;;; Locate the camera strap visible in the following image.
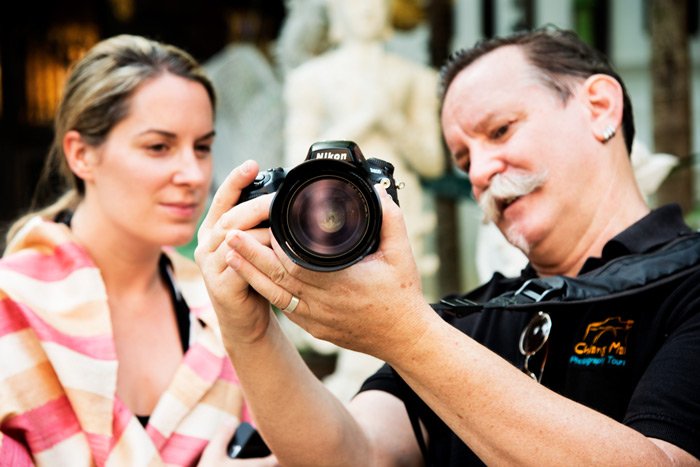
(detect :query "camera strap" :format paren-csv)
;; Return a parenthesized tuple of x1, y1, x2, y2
(433, 231, 700, 317)
(390, 367, 431, 465)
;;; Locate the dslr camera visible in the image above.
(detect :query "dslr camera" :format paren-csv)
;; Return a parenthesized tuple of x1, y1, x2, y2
(238, 140, 399, 271)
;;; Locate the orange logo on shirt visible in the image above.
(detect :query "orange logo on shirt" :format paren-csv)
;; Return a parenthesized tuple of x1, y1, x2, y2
(570, 316, 634, 367)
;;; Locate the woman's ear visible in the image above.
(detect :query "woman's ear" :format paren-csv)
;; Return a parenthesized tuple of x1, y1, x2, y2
(582, 74, 624, 143)
(63, 130, 96, 182)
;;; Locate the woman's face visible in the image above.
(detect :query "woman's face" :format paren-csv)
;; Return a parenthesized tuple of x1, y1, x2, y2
(84, 72, 214, 248)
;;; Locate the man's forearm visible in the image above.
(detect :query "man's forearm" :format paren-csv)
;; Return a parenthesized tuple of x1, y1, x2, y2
(388, 311, 675, 466)
(223, 310, 372, 466)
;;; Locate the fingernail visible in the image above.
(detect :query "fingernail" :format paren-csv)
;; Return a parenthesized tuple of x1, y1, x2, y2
(226, 230, 240, 247)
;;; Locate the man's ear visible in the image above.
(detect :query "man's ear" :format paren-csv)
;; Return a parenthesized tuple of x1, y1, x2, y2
(63, 130, 96, 182)
(582, 74, 624, 142)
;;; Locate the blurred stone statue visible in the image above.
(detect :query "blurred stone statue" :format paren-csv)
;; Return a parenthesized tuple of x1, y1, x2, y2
(282, 0, 445, 278)
(276, 0, 445, 402)
(204, 44, 285, 189)
(275, 0, 332, 78)
(475, 139, 679, 282)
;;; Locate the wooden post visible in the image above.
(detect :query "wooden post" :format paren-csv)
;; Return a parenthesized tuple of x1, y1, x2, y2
(650, 0, 693, 213)
(427, 0, 463, 296)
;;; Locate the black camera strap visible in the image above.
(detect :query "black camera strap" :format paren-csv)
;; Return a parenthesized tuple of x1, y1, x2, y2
(390, 367, 431, 464)
(433, 231, 700, 317)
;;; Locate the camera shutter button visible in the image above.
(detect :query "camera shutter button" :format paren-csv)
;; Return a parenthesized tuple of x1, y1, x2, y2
(252, 172, 269, 187)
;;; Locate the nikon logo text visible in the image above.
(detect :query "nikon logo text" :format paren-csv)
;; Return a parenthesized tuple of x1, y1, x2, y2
(315, 152, 348, 160)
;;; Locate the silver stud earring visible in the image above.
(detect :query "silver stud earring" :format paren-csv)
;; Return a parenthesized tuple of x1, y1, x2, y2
(602, 125, 616, 143)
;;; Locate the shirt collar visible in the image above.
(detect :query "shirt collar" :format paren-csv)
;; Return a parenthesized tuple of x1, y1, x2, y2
(580, 204, 693, 273)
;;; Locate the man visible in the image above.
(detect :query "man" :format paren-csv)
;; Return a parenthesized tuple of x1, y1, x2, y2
(196, 28, 700, 465)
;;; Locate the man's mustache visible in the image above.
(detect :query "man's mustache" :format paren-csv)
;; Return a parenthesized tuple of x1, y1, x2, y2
(478, 169, 548, 223)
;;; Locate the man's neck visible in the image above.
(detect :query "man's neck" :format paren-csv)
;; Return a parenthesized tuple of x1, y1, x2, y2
(531, 198, 650, 277)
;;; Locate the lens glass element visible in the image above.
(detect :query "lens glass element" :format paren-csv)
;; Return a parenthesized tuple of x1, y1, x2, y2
(287, 177, 370, 258)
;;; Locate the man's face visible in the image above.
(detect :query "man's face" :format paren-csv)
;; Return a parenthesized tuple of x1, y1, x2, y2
(441, 46, 600, 257)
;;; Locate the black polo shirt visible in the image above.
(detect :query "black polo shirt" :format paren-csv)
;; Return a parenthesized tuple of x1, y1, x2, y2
(360, 204, 700, 465)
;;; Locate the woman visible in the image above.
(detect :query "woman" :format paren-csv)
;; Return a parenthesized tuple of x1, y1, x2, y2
(0, 35, 249, 466)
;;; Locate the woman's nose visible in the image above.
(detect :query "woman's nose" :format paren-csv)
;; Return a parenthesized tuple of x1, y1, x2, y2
(172, 150, 209, 186)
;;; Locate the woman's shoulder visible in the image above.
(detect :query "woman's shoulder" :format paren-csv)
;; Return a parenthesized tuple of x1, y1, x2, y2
(1, 218, 94, 281)
(162, 248, 202, 282)
(0, 219, 108, 335)
(162, 248, 212, 311)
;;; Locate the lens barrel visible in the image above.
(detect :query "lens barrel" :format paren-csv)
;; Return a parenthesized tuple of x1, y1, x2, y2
(270, 159, 383, 271)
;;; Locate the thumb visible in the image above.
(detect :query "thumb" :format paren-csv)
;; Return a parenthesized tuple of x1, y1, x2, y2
(376, 183, 411, 252)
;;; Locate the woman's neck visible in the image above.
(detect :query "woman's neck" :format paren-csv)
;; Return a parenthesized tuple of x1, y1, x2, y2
(70, 203, 163, 297)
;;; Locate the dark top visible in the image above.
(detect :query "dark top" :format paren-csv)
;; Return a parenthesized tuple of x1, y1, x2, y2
(359, 204, 700, 465)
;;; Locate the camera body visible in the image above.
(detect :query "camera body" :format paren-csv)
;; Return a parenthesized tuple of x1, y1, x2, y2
(239, 140, 399, 271)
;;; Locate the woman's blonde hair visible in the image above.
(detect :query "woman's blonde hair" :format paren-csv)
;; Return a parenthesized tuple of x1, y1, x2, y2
(5, 34, 215, 250)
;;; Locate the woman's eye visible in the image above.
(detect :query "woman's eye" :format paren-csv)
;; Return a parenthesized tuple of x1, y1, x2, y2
(148, 143, 169, 154)
(195, 144, 212, 158)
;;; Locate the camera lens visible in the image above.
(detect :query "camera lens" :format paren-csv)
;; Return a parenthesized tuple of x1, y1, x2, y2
(270, 160, 383, 271)
(287, 178, 369, 258)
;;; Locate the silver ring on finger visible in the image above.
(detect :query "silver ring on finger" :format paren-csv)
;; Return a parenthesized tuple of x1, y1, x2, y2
(282, 295, 300, 313)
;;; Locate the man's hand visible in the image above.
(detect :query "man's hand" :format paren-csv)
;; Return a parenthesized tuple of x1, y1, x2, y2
(225, 183, 432, 363)
(194, 160, 275, 345)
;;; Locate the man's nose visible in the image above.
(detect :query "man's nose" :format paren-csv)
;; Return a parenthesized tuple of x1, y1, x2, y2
(469, 146, 507, 197)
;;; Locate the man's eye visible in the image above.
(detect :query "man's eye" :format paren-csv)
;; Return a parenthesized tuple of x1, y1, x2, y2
(491, 124, 510, 139)
(453, 152, 470, 174)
